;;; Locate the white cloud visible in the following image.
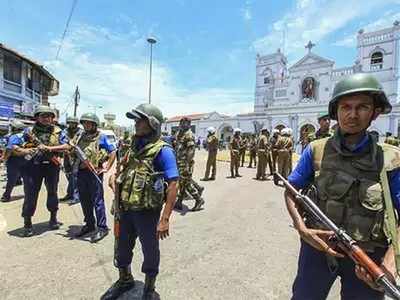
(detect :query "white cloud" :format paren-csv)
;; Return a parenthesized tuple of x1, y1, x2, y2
(241, 1, 252, 22)
(40, 23, 252, 125)
(333, 11, 400, 48)
(253, 0, 399, 58)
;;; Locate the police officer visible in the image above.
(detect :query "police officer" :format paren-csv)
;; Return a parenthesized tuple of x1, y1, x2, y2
(70, 113, 116, 243)
(270, 129, 280, 173)
(201, 126, 219, 181)
(247, 134, 257, 168)
(174, 117, 204, 211)
(239, 136, 247, 167)
(229, 128, 242, 178)
(276, 128, 293, 179)
(256, 127, 269, 180)
(285, 73, 400, 299)
(14, 105, 69, 237)
(102, 104, 179, 300)
(60, 116, 81, 205)
(1, 120, 26, 202)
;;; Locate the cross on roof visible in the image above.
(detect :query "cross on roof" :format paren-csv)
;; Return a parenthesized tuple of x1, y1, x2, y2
(305, 40, 316, 53)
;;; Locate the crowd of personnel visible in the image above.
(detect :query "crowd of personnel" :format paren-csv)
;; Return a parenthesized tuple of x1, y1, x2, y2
(2, 73, 400, 299)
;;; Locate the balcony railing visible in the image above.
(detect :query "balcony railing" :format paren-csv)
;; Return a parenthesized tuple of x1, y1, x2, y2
(3, 79, 22, 93)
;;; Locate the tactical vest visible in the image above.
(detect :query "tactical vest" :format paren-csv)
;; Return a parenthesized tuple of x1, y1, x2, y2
(72, 132, 109, 168)
(118, 140, 168, 211)
(32, 125, 61, 146)
(309, 132, 400, 251)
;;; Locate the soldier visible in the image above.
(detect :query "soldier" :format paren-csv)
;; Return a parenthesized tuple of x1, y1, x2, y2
(1, 120, 26, 202)
(384, 132, 399, 147)
(119, 131, 132, 158)
(276, 127, 293, 179)
(229, 128, 242, 178)
(201, 126, 219, 181)
(314, 112, 332, 139)
(174, 117, 204, 211)
(103, 104, 179, 300)
(285, 73, 400, 299)
(13, 105, 69, 237)
(270, 129, 280, 173)
(60, 116, 81, 205)
(70, 113, 116, 243)
(256, 128, 270, 180)
(247, 134, 258, 168)
(239, 136, 247, 167)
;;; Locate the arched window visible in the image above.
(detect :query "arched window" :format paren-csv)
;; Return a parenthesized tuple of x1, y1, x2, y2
(371, 52, 383, 70)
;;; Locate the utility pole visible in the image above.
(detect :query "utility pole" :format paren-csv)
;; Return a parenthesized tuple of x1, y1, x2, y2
(73, 86, 80, 117)
(147, 37, 157, 104)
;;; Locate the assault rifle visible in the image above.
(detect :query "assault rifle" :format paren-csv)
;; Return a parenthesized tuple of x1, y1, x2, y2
(113, 149, 122, 267)
(73, 145, 102, 185)
(24, 132, 61, 167)
(276, 172, 400, 300)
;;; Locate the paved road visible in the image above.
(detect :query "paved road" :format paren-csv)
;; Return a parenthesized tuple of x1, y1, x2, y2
(0, 151, 342, 299)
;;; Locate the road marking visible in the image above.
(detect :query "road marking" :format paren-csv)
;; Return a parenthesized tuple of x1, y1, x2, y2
(0, 213, 7, 232)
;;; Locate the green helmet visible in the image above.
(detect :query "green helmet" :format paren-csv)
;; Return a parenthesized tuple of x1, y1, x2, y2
(10, 120, 25, 130)
(329, 73, 391, 120)
(66, 116, 79, 124)
(317, 112, 330, 121)
(126, 103, 164, 131)
(80, 113, 100, 126)
(34, 105, 56, 117)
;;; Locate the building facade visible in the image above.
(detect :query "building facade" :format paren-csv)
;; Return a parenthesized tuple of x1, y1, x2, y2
(168, 22, 400, 146)
(0, 43, 59, 124)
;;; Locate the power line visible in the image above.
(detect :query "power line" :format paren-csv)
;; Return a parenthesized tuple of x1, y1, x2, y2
(55, 0, 78, 61)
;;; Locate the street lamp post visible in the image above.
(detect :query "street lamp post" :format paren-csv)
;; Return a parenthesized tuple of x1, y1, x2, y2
(147, 37, 157, 104)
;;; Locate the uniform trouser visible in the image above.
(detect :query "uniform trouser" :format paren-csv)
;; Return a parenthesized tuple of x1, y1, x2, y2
(116, 209, 161, 277)
(204, 151, 217, 178)
(230, 152, 240, 176)
(77, 169, 107, 230)
(66, 171, 79, 201)
(248, 151, 257, 167)
(21, 162, 60, 217)
(292, 240, 385, 300)
(256, 152, 267, 178)
(267, 152, 273, 175)
(277, 150, 291, 179)
(178, 173, 201, 201)
(3, 157, 24, 199)
(239, 150, 246, 166)
(272, 150, 278, 173)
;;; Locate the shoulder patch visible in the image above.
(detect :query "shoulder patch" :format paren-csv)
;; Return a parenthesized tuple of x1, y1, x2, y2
(379, 143, 400, 171)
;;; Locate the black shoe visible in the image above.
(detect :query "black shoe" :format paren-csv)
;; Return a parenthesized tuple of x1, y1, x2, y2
(142, 275, 156, 300)
(91, 228, 109, 243)
(23, 217, 34, 237)
(235, 174, 242, 177)
(198, 185, 205, 195)
(68, 198, 80, 205)
(209, 177, 215, 181)
(75, 225, 96, 238)
(1, 195, 10, 202)
(49, 212, 62, 230)
(200, 178, 209, 181)
(101, 268, 135, 300)
(192, 198, 205, 211)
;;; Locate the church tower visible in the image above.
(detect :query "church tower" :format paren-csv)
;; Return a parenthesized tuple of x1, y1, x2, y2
(254, 49, 287, 113)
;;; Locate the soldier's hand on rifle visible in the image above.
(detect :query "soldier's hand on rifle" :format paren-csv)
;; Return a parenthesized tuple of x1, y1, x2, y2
(355, 264, 384, 291)
(298, 228, 344, 258)
(157, 218, 170, 240)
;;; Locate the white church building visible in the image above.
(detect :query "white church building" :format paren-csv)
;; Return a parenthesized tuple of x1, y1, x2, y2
(165, 21, 400, 144)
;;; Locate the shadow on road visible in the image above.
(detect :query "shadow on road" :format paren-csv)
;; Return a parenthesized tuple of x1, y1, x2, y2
(56, 225, 93, 243)
(100, 280, 161, 300)
(7, 221, 60, 238)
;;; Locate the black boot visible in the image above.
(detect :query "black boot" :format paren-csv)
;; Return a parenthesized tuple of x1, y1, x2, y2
(49, 212, 62, 230)
(142, 275, 156, 300)
(192, 197, 205, 211)
(101, 267, 135, 300)
(23, 217, 33, 237)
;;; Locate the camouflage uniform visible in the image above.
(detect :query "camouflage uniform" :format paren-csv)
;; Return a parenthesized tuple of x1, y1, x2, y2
(119, 131, 132, 159)
(175, 120, 204, 210)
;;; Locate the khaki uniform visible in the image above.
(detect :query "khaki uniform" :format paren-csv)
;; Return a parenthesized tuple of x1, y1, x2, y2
(239, 138, 247, 167)
(270, 134, 279, 173)
(175, 129, 203, 202)
(256, 134, 269, 180)
(204, 133, 218, 179)
(248, 137, 257, 168)
(230, 135, 241, 177)
(276, 135, 293, 179)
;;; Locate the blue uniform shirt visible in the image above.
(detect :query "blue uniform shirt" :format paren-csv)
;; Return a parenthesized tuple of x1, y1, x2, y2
(135, 138, 179, 182)
(99, 133, 116, 153)
(289, 135, 400, 213)
(7, 133, 25, 150)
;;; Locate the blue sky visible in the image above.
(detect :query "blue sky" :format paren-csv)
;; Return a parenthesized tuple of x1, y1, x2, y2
(1, 0, 400, 124)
